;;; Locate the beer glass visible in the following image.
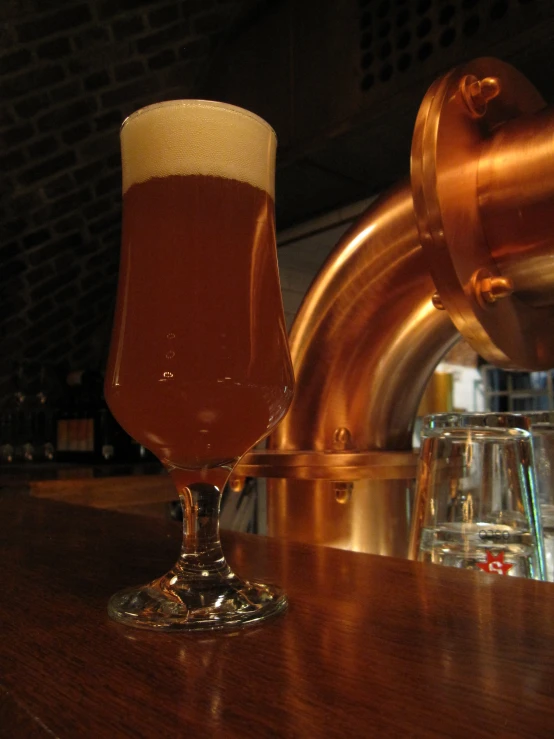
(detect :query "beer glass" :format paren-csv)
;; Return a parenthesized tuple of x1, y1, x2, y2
(105, 101, 294, 630)
(409, 413, 545, 580)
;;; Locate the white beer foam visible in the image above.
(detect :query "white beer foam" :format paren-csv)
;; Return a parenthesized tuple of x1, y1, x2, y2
(121, 100, 276, 198)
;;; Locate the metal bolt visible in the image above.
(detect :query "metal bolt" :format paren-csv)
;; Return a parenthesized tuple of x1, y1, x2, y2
(461, 75, 501, 118)
(479, 275, 514, 303)
(479, 77, 501, 101)
(229, 475, 245, 493)
(332, 427, 352, 451)
(472, 269, 514, 306)
(334, 482, 353, 504)
(432, 292, 445, 310)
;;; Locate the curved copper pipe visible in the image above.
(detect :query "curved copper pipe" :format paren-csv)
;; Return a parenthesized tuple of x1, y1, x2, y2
(271, 179, 459, 454)
(257, 60, 554, 556)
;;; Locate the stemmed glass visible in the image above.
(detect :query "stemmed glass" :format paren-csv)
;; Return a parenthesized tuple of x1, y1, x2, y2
(104, 100, 294, 630)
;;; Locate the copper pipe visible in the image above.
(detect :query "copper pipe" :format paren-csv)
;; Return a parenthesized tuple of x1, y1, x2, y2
(478, 107, 554, 309)
(271, 180, 458, 454)
(260, 182, 458, 556)
(255, 58, 554, 556)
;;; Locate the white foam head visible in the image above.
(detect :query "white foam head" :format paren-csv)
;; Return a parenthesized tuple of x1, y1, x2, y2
(120, 100, 276, 198)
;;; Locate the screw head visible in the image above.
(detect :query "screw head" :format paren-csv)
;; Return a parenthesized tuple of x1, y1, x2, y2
(332, 427, 352, 451)
(229, 475, 245, 493)
(334, 482, 353, 504)
(432, 292, 445, 310)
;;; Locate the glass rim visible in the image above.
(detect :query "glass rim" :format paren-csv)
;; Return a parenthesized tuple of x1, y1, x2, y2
(120, 99, 276, 139)
(422, 412, 531, 431)
(524, 410, 554, 426)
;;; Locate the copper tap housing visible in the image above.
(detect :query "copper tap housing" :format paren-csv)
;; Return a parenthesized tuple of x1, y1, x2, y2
(237, 57, 554, 557)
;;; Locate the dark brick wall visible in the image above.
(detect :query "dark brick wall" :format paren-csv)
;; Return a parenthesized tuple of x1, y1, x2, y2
(0, 0, 253, 399)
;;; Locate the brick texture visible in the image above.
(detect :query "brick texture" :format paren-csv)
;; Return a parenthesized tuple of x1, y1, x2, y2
(0, 0, 258, 399)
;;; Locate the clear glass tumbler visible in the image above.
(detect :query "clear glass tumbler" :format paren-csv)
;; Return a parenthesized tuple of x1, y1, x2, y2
(409, 413, 545, 580)
(527, 411, 554, 582)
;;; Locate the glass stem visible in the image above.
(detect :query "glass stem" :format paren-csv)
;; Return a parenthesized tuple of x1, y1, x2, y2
(174, 480, 231, 580)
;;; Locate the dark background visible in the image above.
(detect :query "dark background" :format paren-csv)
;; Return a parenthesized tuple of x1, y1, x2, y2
(1, 0, 268, 397)
(1, 0, 553, 398)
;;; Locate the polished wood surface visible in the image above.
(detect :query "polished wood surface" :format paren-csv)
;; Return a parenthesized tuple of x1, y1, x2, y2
(0, 465, 174, 518)
(2, 498, 554, 738)
(29, 473, 175, 515)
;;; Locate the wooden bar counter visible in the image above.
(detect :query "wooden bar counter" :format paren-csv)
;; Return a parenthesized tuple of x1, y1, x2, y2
(1, 498, 554, 738)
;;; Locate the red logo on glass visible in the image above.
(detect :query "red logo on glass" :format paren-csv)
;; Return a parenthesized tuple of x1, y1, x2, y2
(477, 550, 513, 575)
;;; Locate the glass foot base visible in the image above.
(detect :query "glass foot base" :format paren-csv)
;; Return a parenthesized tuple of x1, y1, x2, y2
(108, 571, 288, 632)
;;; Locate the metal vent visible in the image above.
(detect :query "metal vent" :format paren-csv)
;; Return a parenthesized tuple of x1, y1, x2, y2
(358, 0, 538, 93)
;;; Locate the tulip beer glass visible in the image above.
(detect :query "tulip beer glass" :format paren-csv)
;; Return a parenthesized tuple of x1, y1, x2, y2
(105, 101, 294, 630)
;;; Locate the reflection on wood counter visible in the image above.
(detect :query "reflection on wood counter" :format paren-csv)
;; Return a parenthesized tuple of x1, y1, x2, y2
(0, 464, 173, 517)
(1, 498, 554, 738)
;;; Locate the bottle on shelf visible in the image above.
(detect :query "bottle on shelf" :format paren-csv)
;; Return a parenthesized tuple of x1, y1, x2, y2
(4, 389, 35, 464)
(55, 369, 158, 465)
(1, 364, 161, 467)
(55, 370, 99, 463)
(0, 409, 14, 464)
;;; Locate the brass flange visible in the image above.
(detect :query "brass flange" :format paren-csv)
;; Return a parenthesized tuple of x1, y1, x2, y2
(411, 57, 554, 369)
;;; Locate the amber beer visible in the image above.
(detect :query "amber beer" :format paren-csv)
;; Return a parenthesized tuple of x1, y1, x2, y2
(105, 102, 293, 469)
